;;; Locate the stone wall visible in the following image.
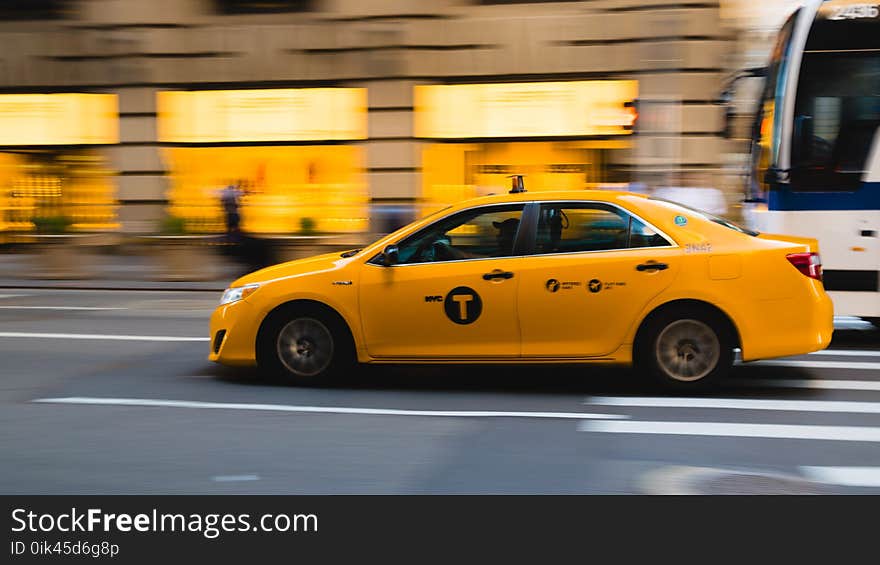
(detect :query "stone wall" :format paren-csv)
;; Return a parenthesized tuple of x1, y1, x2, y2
(0, 0, 745, 231)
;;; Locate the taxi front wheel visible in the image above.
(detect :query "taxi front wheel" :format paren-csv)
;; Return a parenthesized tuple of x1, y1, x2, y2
(635, 307, 734, 390)
(257, 305, 355, 385)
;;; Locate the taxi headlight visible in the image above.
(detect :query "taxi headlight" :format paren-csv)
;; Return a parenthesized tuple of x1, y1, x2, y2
(220, 283, 260, 305)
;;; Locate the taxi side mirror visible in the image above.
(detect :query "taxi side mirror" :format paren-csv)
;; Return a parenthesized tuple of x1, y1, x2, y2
(381, 245, 399, 266)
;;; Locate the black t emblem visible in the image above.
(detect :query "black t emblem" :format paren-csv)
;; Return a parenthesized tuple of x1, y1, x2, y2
(588, 279, 603, 293)
(444, 286, 482, 325)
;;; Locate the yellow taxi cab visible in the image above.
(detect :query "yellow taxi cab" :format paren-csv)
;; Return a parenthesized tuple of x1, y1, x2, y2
(209, 179, 833, 389)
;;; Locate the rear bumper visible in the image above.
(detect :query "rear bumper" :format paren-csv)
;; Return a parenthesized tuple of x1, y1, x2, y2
(813, 290, 835, 350)
(740, 283, 834, 361)
(208, 300, 260, 366)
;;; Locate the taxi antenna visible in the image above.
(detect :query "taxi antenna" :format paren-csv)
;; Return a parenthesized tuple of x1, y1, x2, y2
(508, 175, 526, 194)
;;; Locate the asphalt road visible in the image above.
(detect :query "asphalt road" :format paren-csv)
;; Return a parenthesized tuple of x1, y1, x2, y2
(1, 288, 879, 494)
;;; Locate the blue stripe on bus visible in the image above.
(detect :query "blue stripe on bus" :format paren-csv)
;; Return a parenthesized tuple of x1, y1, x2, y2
(768, 182, 880, 211)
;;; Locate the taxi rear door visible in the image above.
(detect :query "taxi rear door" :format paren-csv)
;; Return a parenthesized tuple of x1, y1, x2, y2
(516, 202, 680, 358)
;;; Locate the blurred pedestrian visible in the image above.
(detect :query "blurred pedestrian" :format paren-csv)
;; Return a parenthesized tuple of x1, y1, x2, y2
(218, 178, 276, 273)
(220, 179, 243, 245)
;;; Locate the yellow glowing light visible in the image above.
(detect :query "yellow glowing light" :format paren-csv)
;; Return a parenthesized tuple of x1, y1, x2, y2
(0, 94, 118, 146)
(420, 141, 616, 217)
(158, 88, 368, 143)
(415, 80, 639, 139)
(0, 150, 118, 233)
(162, 145, 368, 235)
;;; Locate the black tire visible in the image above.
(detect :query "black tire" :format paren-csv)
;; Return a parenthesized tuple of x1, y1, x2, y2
(635, 305, 735, 391)
(256, 304, 355, 385)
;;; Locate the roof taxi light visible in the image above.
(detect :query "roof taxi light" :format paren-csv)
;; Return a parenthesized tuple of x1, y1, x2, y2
(508, 175, 526, 194)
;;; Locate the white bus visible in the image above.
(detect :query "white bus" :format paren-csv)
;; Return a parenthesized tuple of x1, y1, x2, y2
(740, 0, 880, 325)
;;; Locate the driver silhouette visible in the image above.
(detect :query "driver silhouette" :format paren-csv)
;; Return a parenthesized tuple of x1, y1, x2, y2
(432, 217, 520, 260)
(492, 217, 520, 256)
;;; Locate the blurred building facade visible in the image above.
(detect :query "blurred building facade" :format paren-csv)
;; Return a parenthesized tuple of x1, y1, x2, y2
(0, 0, 787, 236)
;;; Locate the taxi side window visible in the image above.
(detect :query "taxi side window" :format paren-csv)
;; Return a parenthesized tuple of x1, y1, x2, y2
(629, 217, 670, 248)
(394, 204, 525, 264)
(535, 204, 670, 254)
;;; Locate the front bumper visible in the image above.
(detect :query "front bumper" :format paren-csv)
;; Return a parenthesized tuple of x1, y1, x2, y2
(208, 299, 260, 366)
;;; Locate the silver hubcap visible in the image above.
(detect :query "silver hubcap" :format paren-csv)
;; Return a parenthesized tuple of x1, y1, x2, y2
(276, 317, 334, 377)
(655, 319, 720, 382)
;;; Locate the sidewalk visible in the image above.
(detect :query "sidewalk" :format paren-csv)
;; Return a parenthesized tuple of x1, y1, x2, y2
(0, 252, 240, 292)
(0, 233, 372, 292)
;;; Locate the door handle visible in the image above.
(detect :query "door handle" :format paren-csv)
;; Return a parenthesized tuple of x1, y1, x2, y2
(483, 270, 514, 280)
(636, 262, 669, 272)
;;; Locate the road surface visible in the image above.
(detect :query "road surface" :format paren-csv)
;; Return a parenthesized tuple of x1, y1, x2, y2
(1, 289, 879, 494)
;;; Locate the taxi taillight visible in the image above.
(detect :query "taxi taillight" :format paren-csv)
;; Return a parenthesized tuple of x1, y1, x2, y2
(786, 252, 823, 282)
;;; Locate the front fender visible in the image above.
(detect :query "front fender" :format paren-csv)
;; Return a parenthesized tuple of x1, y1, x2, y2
(248, 280, 367, 363)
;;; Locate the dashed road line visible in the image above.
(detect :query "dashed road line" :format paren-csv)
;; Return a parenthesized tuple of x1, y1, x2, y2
(800, 466, 880, 488)
(212, 475, 261, 483)
(578, 420, 880, 442)
(753, 360, 880, 370)
(732, 378, 880, 392)
(585, 396, 880, 414)
(809, 349, 880, 358)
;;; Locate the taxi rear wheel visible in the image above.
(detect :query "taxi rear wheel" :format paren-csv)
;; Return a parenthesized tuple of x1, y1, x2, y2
(257, 304, 355, 385)
(635, 306, 734, 390)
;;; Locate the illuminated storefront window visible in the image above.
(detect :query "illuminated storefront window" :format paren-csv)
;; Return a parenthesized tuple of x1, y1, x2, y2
(0, 94, 118, 234)
(158, 88, 368, 235)
(162, 145, 367, 234)
(415, 81, 637, 214)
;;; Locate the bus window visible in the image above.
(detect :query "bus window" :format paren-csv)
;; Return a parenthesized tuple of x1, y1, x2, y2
(749, 9, 800, 202)
(790, 19, 880, 192)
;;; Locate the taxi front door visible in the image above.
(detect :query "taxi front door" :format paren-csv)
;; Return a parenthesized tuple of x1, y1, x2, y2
(359, 258, 522, 359)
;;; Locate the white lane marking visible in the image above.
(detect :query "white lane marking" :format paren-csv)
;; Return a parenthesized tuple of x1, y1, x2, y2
(810, 349, 880, 358)
(753, 360, 880, 370)
(0, 294, 28, 299)
(578, 421, 880, 442)
(0, 306, 128, 311)
(212, 475, 260, 483)
(32, 396, 628, 421)
(800, 466, 880, 488)
(833, 316, 874, 330)
(0, 332, 208, 342)
(733, 379, 880, 392)
(586, 396, 880, 414)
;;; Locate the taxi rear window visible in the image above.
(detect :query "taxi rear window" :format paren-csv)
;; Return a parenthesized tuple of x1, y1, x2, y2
(649, 198, 760, 236)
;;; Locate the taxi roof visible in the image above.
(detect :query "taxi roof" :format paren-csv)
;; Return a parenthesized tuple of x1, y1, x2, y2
(446, 189, 649, 208)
